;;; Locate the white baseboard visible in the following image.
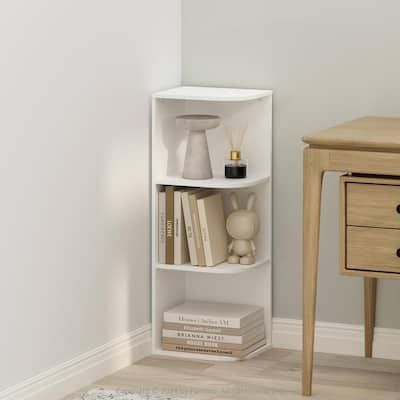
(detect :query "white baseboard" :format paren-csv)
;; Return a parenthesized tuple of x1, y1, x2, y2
(0, 324, 151, 400)
(272, 318, 400, 360)
(4, 318, 399, 400)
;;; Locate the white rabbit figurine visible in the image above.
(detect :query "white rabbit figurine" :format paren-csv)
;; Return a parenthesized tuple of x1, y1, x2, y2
(226, 192, 259, 265)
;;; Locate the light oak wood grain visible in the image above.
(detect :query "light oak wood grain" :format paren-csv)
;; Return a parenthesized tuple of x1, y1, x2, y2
(340, 174, 400, 186)
(364, 277, 377, 358)
(313, 148, 400, 176)
(302, 119, 400, 396)
(63, 350, 400, 400)
(303, 116, 400, 151)
(327, 149, 400, 175)
(339, 266, 400, 280)
(347, 226, 400, 273)
(339, 175, 346, 276)
(339, 175, 400, 280)
(302, 148, 325, 396)
(347, 183, 400, 229)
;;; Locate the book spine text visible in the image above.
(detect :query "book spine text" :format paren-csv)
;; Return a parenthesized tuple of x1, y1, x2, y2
(158, 191, 166, 264)
(165, 186, 174, 264)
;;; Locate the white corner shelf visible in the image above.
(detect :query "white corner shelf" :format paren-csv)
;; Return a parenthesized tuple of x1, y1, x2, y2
(155, 258, 270, 274)
(151, 85, 272, 362)
(153, 86, 272, 102)
(155, 174, 269, 189)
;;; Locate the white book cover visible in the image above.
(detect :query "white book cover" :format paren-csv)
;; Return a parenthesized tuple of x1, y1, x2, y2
(181, 190, 199, 265)
(158, 191, 166, 264)
(163, 318, 263, 335)
(189, 191, 211, 266)
(162, 323, 264, 344)
(161, 338, 266, 359)
(174, 190, 189, 265)
(163, 301, 264, 329)
(197, 192, 228, 266)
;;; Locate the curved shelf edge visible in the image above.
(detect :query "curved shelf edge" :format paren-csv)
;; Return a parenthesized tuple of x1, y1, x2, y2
(153, 86, 272, 102)
(154, 174, 270, 189)
(154, 258, 270, 274)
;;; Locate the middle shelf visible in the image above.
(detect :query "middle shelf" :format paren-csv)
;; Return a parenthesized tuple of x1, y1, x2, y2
(154, 174, 270, 189)
(155, 258, 270, 274)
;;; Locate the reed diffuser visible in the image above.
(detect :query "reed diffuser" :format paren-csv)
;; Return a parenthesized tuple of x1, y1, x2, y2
(224, 123, 248, 179)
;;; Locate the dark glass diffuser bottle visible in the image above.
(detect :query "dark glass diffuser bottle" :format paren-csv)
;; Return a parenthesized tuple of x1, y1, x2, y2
(225, 150, 247, 179)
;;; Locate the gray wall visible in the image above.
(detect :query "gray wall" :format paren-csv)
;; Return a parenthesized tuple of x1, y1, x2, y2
(182, 0, 400, 328)
(0, 0, 180, 389)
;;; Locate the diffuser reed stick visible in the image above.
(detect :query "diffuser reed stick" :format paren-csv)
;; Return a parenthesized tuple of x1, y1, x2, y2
(236, 121, 248, 150)
(223, 122, 248, 151)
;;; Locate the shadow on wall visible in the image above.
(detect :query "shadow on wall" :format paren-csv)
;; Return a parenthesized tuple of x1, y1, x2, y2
(104, 133, 150, 336)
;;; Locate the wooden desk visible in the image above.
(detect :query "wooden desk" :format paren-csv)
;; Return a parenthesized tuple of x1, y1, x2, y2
(302, 116, 400, 396)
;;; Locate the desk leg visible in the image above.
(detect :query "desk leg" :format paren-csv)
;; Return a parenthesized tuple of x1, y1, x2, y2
(303, 149, 324, 396)
(364, 277, 377, 358)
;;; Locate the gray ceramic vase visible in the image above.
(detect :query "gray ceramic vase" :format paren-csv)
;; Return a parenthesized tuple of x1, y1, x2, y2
(177, 114, 221, 179)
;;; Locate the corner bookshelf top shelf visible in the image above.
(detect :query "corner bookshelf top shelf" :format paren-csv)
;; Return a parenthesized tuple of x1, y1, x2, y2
(153, 86, 272, 102)
(155, 258, 270, 274)
(154, 174, 269, 189)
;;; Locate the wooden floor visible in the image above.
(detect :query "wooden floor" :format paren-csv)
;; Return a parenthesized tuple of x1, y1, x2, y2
(64, 349, 400, 399)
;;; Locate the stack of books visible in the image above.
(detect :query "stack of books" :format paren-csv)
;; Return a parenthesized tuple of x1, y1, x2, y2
(161, 301, 265, 358)
(158, 187, 228, 267)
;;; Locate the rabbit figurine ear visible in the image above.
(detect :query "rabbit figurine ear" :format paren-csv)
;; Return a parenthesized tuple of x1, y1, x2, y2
(230, 192, 239, 211)
(247, 192, 256, 210)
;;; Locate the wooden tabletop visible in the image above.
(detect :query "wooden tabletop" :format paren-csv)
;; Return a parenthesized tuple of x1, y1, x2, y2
(303, 116, 400, 151)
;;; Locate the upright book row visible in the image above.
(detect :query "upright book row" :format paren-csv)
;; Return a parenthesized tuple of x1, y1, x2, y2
(158, 186, 228, 267)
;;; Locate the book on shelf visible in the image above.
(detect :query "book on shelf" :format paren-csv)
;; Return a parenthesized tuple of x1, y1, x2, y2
(158, 190, 166, 264)
(182, 189, 210, 265)
(165, 186, 174, 264)
(162, 333, 265, 350)
(174, 189, 189, 265)
(188, 190, 212, 266)
(162, 322, 264, 345)
(163, 318, 263, 335)
(181, 189, 199, 265)
(161, 338, 266, 359)
(163, 301, 264, 329)
(197, 192, 228, 266)
(159, 186, 240, 267)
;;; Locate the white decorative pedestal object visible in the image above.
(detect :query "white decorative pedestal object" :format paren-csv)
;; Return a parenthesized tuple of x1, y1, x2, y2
(177, 114, 220, 180)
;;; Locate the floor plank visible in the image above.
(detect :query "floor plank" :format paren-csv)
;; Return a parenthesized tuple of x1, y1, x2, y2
(64, 349, 400, 399)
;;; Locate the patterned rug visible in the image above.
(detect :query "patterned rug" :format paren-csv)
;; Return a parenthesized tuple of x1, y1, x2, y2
(80, 388, 187, 400)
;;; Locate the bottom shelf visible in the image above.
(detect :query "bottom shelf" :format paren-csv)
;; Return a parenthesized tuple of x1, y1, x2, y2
(152, 343, 270, 362)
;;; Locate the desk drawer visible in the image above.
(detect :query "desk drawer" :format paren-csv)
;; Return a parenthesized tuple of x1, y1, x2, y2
(347, 226, 400, 273)
(347, 183, 400, 228)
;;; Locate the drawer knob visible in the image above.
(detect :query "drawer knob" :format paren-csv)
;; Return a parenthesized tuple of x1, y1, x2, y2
(397, 205, 400, 214)
(397, 249, 400, 258)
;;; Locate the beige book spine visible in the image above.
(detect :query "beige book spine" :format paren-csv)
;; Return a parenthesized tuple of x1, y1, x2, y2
(164, 308, 264, 329)
(161, 342, 240, 357)
(158, 191, 166, 264)
(162, 331, 265, 350)
(161, 338, 266, 359)
(165, 186, 174, 264)
(197, 198, 213, 266)
(162, 323, 264, 344)
(181, 191, 198, 265)
(162, 320, 263, 335)
(189, 193, 206, 266)
(174, 191, 189, 265)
